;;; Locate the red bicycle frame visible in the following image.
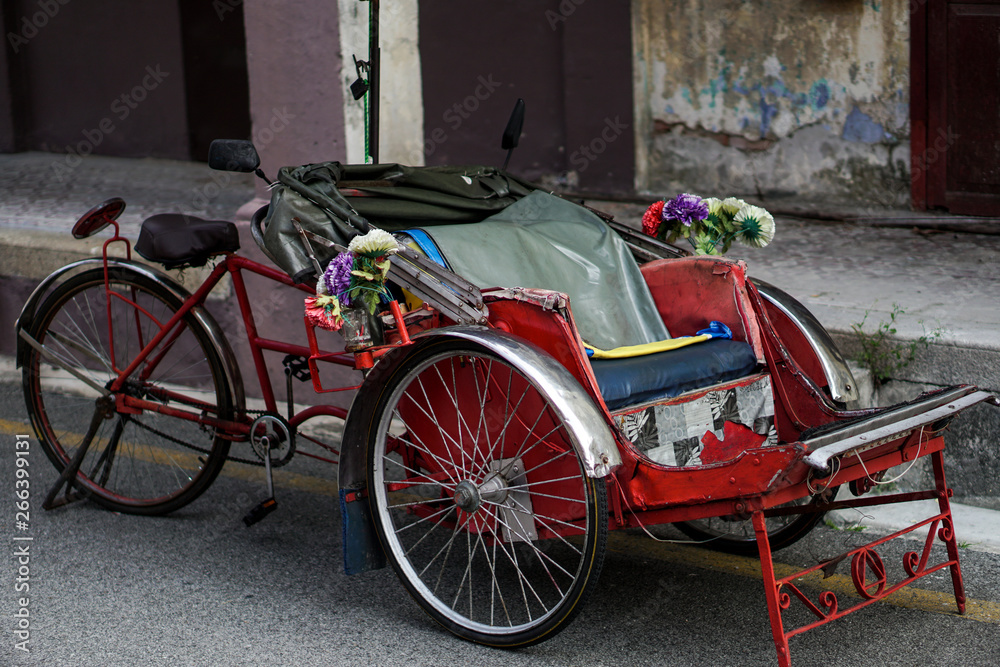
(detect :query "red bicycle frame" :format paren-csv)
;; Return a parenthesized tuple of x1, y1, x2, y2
(97, 220, 370, 458)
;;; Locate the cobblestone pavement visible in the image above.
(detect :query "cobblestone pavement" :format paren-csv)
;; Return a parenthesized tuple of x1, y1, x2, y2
(594, 200, 1000, 347)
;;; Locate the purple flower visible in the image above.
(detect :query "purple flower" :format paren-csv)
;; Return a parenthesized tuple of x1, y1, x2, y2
(662, 193, 708, 227)
(323, 252, 355, 305)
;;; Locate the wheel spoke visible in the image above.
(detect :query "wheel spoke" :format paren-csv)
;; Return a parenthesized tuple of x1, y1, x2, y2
(387, 419, 462, 486)
(480, 504, 560, 608)
(24, 269, 231, 515)
(369, 343, 607, 644)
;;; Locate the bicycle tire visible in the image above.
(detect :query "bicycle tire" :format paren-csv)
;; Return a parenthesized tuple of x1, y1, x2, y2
(367, 340, 607, 647)
(674, 492, 832, 555)
(22, 266, 233, 515)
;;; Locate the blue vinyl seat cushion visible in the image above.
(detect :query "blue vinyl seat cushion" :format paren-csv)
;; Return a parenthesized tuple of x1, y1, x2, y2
(590, 338, 759, 410)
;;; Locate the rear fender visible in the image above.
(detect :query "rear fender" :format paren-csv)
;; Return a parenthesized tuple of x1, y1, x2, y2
(15, 258, 245, 413)
(752, 279, 858, 404)
(338, 326, 621, 575)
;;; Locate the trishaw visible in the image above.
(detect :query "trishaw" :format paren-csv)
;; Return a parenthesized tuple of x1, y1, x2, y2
(14, 138, 997, 665)
(13, 8, 998, 660)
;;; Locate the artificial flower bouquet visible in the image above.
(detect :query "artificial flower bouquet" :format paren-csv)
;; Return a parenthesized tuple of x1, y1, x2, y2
(642, 193, 775, 255)
(304, 228, 398, 331)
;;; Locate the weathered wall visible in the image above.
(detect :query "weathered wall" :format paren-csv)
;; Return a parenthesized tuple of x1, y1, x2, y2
(243, 0, 347, 185)
(338, 0, 424, 165)
(633, 0, 910, 206)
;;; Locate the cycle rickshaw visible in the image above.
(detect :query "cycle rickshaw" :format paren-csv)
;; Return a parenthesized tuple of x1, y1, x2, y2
(15, 139, 997, 666)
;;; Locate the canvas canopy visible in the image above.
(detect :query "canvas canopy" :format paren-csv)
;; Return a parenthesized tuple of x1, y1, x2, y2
(260, 162, 668, 348)
(262, 162, 534, 282)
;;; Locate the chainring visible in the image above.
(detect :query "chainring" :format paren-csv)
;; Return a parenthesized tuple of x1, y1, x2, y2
(249, 413, 296, 467)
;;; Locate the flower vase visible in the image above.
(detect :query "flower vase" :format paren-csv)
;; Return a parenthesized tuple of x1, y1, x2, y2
(340, 305, 383, 351)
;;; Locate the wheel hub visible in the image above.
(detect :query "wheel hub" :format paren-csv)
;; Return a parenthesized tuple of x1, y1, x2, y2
(453, 473, 509, 514)
(453, 480, 481, 512)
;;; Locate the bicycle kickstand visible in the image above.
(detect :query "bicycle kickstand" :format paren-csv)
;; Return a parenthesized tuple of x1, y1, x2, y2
(43, 396, 113, 510)
(243, 437, 278, 527)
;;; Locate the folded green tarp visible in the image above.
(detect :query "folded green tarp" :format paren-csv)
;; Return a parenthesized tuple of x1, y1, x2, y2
(416, 191, 670, 350)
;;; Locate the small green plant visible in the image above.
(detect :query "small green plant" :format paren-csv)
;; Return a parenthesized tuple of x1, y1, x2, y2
(958, 541, 972, 549)
(851, 303, 943, 387)
(823, 519, 866, 533)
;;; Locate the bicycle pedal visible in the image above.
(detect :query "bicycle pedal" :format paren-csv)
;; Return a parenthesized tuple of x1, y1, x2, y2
(282, 354, 311, 382)
(242, 497, 277, 527)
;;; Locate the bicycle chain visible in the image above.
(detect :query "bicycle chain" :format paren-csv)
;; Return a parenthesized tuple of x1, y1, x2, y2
(130, 407, 281, 467)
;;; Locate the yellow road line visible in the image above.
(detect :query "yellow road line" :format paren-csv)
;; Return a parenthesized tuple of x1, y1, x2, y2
(5, 418, 997, 622)
(0, 418, 339, 497)
(606, 532, 1000, 624)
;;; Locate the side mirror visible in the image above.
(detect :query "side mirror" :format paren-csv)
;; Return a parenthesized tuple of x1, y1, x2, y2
(208, 139, 261, 173)
(500, 99, 525, 170)
(501, 99, 525, 150)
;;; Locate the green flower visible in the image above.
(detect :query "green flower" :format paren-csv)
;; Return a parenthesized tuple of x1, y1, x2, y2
(704, 197, 724, 218)
(733, 205, 776, 248)
(721, 197, 747, 219)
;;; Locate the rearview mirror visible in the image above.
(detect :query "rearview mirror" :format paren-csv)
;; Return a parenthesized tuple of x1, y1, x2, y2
(208, 139, 261, 173)
(501, 99, 525, 150)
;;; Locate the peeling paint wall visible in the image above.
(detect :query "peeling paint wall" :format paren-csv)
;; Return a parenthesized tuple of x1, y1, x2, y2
(633, 0, 910, 206)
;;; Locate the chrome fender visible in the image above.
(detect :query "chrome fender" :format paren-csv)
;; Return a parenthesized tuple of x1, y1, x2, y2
(15, 258, 245, 414)
(338, 326, 620, 575)
(752, 279, 859, 404)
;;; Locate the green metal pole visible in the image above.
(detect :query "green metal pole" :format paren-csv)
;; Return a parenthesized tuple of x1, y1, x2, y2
(368, 0, 380, 164)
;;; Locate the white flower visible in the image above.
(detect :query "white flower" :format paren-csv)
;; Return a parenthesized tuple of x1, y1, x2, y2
(703, 197, 724, 218)
(348, 228, 398, 256)
(733, 205, 776, 248)
(721, 197, 748, 218)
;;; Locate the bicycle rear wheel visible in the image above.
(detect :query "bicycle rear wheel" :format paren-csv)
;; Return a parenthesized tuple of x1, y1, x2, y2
(22, 266, 234, 515)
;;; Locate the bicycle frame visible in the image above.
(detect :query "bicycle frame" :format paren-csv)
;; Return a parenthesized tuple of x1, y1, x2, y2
(97, 222, 365, 458)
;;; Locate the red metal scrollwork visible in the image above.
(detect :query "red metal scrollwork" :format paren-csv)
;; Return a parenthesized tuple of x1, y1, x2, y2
(851, 548, 887, 599)
(938, 517, 954, 542)
(903, 551, 920, 577)
(818, 591, 838, 616)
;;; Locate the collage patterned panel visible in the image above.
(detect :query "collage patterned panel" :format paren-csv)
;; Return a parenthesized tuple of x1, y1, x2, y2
(615, 375, 776, 467)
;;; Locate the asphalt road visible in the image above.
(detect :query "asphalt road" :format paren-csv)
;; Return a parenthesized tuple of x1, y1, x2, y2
(1, 374, 999, 667)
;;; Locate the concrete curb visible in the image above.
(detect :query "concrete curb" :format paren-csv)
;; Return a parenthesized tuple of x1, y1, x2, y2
(829, 500, 1000, 555)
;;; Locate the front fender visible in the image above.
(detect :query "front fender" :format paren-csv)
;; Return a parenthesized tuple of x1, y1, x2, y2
(337, 326, 621, 575)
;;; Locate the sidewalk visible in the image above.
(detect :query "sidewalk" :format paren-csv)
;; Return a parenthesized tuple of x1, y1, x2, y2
(828, 500, 1000, 556)
(1, 150, 998, 510)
